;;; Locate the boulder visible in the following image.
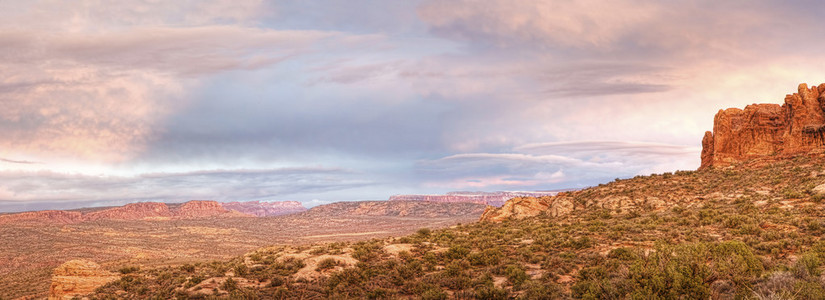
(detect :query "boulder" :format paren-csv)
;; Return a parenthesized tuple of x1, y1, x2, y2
(48, 260, 119, 300)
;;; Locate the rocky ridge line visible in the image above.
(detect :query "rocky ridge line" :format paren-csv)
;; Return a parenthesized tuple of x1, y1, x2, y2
(0, 200, 307, 225)
(701, 83, 825, 169)
(482, 83, 825, 222)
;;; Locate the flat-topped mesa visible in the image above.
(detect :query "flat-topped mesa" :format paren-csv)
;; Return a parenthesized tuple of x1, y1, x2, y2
(173, 200, 231, 218)
(221, 200, 307, 217)
(700, 83, 825, 169)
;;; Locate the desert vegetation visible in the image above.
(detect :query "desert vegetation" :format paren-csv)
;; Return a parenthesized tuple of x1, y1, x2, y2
(80, 154, 825, 299)
(0, 202, 482, 299)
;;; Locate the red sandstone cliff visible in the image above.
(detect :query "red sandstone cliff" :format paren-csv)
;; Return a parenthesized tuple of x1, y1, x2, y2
(700, 83, 825, 169)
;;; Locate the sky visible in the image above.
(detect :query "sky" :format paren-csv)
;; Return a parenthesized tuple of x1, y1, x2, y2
(2, 0, 825, 212)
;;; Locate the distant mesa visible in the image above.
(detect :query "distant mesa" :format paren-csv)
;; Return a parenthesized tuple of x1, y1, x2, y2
(222, 200, 307, 217)
(389, 191, 568, 207)
(0, 200, 307, 225)
(701, 83, 825, 169)
(299, 200, 486, 218)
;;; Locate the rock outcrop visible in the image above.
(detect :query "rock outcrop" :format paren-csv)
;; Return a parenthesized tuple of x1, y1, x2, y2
(479, 196, 576, 222)
(700, 83, 825, 169)
(389, 191, 564, 207)
(222, 201, 307, 217)
(48, 260, 119, 300)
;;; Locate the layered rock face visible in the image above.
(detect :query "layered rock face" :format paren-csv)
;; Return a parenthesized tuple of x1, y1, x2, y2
(389, 191, 562, 207)
(48, 260, 119, 300)
(701, 83, 825, 169)
(222, 201, 307, 217)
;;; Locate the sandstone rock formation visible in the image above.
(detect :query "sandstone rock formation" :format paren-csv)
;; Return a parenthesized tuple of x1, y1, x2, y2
(222, 200, 307, 217)
(701, 83, 825, 169)
(479, 196, 575, 222)
(48, 260, 119, 300)
(389, 191, 563, 207)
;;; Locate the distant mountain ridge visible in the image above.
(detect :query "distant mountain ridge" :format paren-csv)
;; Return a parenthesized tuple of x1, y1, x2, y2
(221, 200, 306, 217)
(298, 200, 486, 218)
(389, 190, 570, 207)
(0, 200, 307, 225)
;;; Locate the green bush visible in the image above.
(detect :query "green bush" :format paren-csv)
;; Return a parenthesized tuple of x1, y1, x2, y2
(505, 265, 528, 287)
(316, 258, 339, 271)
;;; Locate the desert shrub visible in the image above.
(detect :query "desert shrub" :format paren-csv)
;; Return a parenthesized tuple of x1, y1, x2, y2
(352, 241, 384, 262)
(180, 264, 196, 273)
(222, 277, 238, 292)
(518, 280, 563, 299)
(316, 258, 339, 271)
(325, 268, 366, 295)
(417, 228, 432, 237)
(707, 241, 763, 285)
(572, 266, 621, 299)
(566, 236, 593, 249)
(118, 266, 140, 274)
(445, 244, 470, 260)
(795, 253, 821, 278)
(234, 264, 248, 276)
(505, 264, 528, 287)
(184, 275, 204, 288)
(752, 271, 796, 299)
(607, 247, 638, 261)
(419, 286, 447, 300)
(475, 285, 509, 300)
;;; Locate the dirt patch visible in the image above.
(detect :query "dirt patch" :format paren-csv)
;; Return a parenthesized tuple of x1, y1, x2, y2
(384, 244, 413, 256)
(293, 254, 358, 280)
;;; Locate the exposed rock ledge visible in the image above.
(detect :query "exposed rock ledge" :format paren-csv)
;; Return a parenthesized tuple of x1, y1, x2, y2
(48, 260, 119, 300)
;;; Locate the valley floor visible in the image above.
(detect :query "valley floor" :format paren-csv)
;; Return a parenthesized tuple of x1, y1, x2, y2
(0, 212, 479, 299)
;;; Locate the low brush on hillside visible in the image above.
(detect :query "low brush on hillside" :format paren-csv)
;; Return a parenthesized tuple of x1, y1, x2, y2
(84, 153, 825, 299)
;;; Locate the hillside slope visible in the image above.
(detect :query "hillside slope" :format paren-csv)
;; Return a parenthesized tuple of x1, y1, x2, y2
(83, 153, 825, 299)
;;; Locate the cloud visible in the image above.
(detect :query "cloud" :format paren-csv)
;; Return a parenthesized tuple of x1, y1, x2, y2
(0, 158, 39, 164)
(417, 141, 699, 190)
(0, 167, 374, 212)
(0, 1, 386, 166)
(418, 0, 661, 49)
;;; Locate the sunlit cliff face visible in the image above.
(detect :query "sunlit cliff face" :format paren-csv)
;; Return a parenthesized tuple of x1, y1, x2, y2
(1, 0, 825, 211)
